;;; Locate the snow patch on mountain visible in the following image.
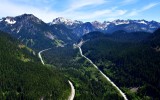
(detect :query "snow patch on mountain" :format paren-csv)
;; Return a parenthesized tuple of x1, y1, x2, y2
(113, 20, 130, 25)
(137, 20, 147, 25)
(17, 25, 22, 33)
(5, 18, 16, 24)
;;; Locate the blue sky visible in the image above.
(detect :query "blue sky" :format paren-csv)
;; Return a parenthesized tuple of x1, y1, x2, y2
(0, 0, 160, 22)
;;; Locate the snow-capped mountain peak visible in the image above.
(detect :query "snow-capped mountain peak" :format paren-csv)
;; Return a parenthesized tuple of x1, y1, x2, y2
(0, 14, 160, 39)
(51, 17, 83, 26)
(52, 17, 72, 24)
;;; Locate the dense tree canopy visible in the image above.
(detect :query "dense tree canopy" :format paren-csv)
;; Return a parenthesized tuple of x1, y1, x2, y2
(0, 31, 70, 99)
(81, 29, 160, 99)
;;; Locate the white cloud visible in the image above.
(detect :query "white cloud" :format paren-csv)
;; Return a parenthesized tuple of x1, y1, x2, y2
(64, 9, 127, 22)
(128, 2, 160, 16)
(142, 3, 160, 11)
(4, 0, 158, 22)
(0, 0, 128, 22)
(121, 0, 138, 5)
(94, 9, 127, 17)
(66, 0, 107, 12)
(0, 0, 61, 22)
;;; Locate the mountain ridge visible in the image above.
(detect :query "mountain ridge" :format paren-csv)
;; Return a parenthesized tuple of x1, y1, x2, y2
(0, 14, 78, 50)
(0, 14, 160, 50)
(51, 17, 160, 35)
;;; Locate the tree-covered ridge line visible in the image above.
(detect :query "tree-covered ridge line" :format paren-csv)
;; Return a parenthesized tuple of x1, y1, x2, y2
(0, 31, 70, 99)
(81, 29, 160, 99)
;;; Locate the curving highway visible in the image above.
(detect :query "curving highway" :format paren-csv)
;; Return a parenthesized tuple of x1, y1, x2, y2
(38, 48, 51, 65)
(68, 80, 75, 100)
(78, 46, 128, 100)
(38, 48, 75, 100)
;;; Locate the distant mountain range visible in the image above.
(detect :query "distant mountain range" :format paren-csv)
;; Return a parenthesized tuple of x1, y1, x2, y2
(50, 17, 160, 36)
(0, 14, 160, 50)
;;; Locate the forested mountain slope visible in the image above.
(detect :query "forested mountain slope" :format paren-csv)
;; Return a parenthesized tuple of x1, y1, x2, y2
(0, 31, 70, 99)
(82, 30, 151, 43)
(81, 29, 160, 99)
